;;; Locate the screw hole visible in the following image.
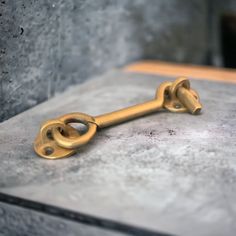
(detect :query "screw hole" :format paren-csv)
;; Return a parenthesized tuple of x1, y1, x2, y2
(44, 147, 54, 156)
(164, 90, 170, 99)
(46, 130, 53, 140)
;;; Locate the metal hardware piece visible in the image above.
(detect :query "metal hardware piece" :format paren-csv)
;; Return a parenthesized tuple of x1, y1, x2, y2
(34, 77, 202, 159)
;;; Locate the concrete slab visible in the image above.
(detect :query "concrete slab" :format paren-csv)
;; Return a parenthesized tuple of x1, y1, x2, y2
(0, 70, 236, 236)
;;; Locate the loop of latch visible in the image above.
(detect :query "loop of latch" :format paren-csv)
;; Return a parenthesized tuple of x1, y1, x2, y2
(34, 77, 202, 159)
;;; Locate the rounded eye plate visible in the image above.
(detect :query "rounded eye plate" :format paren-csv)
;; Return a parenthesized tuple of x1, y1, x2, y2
(34, 124, 78, 160)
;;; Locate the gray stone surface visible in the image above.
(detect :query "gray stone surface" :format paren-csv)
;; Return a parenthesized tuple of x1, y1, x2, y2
(0, 202, 126, 236)
(0, 0, 208, 121)
(0, 70, 236, 236)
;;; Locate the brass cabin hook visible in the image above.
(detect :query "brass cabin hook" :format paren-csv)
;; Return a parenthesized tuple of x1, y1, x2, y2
(34, 77, 202, 159)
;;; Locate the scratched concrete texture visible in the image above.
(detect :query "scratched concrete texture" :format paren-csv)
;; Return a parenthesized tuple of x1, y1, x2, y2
(0, 71, 236, 236)
(0, 202, 126, 236)
(0, 0, 208, 121)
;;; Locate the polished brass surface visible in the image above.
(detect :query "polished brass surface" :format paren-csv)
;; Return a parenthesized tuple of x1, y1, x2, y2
(34, 120, 78, 160)
(34, 77, 202, 159)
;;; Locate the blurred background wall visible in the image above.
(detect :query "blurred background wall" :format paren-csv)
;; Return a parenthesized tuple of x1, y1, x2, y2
(0, 0, 236, 121)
